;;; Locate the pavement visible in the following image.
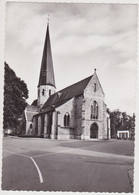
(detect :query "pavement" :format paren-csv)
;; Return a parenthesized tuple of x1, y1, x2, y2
(128, 169, 134, 186)
(2, 136, 134, 192)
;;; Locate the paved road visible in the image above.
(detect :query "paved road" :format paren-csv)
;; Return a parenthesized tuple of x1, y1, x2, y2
(2, 137, 134, 192)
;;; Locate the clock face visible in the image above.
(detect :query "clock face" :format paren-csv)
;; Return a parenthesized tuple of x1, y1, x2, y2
(42, 71, 46, 76)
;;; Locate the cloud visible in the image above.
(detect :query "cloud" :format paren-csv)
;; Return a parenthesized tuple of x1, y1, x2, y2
(5, 2, 137, 115)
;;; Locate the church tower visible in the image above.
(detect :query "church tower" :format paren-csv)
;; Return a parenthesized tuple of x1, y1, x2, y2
(37, 21, 56, 108)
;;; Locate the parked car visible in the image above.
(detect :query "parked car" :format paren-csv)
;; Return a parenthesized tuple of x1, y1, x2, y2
(4, 129, 15, 136)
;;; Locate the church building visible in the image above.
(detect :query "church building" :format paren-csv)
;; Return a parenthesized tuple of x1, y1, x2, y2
(24, 22, 111, 140)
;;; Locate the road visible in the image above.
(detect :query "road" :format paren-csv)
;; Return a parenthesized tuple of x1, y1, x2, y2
(2, 136, 134, 192)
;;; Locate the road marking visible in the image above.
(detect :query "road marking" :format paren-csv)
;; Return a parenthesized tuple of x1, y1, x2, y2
(4, 144, 133, 184)
(4, 149, 29, 158)
(31, 145, 101, 158)
(4, 149, 44, 184)
(30, 157, 44, 183)
(31, 148, 75, 158)
(31, 145, 134, 160)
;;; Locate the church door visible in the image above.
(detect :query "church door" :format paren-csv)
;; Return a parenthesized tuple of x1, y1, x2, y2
(90, 123, 98, 138)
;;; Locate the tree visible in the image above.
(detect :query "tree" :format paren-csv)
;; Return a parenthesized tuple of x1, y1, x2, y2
(109, 109, 133, 138)
(3, 62, 28, 134)
(109, 109, 122, 138)
(121, 112, 131, 124)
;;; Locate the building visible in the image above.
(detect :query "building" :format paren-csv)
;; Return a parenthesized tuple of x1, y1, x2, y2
(117, 121, 131, 139)
(23, 22, 111, 140)
(21, 105, 38, 135)
(117, 114, 135, 140)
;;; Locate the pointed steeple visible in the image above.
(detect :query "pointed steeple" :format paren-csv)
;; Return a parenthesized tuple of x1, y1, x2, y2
(38, 22, 55, 87)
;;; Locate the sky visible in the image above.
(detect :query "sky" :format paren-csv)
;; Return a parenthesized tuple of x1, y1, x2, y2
(5, 2, 137, 115)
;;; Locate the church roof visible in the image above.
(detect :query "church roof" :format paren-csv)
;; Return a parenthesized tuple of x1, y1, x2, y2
(41, 75, 93, 113)
(38, 23, 55, 87)
(31, 99, 37, 106)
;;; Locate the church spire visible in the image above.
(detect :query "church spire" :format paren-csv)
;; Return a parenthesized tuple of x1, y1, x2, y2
(38, 21, 55, 87)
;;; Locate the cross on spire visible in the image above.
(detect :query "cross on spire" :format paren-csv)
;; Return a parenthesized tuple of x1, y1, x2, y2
(47, 14, 50, 24)
(38, 18, 55, 87)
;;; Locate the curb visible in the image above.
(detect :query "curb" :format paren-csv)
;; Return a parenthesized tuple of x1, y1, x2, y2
(128, 169, 134, 186)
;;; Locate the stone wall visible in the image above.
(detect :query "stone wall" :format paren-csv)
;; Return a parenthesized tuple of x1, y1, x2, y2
(74, 95, 83, 139)
(37, 115, 41, 136)
(25, 121, 32, 135)
(82, 73, 108, 140)
(37, 85, 56, 108)
(32, 72, 111, 140)
(102, 103, 109, 139)
(57, 127, 74, 140)
(32, 117, 36, 135)
(55, 98, 75, 139)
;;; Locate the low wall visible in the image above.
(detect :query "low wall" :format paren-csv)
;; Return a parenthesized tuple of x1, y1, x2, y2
(57, 127, 74, 140)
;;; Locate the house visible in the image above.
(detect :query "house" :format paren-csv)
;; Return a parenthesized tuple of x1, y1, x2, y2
(117, 116, 135, 140)
(23, 21, 111, 140)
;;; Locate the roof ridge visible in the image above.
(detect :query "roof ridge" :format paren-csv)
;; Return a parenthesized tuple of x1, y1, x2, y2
(42, 74, 93, 110)
(53, 75, 93, 95)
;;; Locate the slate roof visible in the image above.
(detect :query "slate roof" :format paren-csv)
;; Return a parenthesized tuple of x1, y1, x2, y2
(32, 99, 37, 106)
(118, 121, 131, 131)
(41, 75, 93, 113)
(38, 23, 55, 87)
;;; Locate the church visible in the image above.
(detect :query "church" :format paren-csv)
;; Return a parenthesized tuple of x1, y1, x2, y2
(24, 22, 111, 140)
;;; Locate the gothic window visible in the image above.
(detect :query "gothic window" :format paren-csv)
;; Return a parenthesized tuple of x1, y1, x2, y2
(90, 105, 93, 119)
(42, 89, 45, 96)
(49, 89, 51, 96)
(94, 83, 97, 92)
(64, 113, 70, 126)
(91, 101, 99, 119)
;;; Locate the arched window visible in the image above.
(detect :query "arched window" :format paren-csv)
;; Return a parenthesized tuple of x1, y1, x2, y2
(91, 101, 99, 119)
(91, 105, 93, 119)
(42, 89, 45, 96)
(49, 89, 51, 96)
(64, 113, 70, 126)
(94, 83, 97, 92)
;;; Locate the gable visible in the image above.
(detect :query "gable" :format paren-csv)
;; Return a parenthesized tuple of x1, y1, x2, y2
(84, 73, 105, 98)
(25, 105, 38, 121)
